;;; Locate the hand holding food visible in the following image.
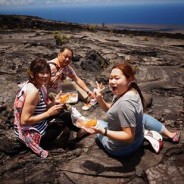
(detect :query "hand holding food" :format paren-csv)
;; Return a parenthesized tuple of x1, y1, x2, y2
(47, 103, 64, 117)
(83, 119, 97, 128)
(76, 118, 97, 128)
(76, 118, 102, 134)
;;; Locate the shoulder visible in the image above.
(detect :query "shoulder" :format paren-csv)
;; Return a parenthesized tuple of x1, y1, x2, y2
(115, 94, 137, 110)
(121, 90, 139, 102)
(48, 58, 57, 63)
(48, 59, 58, 68)
(126, 89, 137, 96)
(26, 83, 39, 96)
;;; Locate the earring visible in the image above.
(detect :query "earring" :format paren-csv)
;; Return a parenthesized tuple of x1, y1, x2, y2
(128, 81, 132, 87)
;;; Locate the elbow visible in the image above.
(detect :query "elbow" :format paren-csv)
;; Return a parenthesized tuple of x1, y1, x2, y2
(125, 136, 134, 144)
(20, 121, 27, 126)
(20, 117, 30, 126)
(127, 138, 134, 144)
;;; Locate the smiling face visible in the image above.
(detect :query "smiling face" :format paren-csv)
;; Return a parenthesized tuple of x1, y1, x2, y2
(109, 68, 131, 96)
(58, 48, 73, 67)
(29, 58, 51, 88)
(35, 69, 50, 87)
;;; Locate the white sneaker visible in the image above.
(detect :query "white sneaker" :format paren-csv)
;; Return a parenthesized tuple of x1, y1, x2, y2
(82, 98, 97, 111)
(144, 129, 163, 153)
(144, 135, 163, 153)
(82, 103, 92, 111)
(144, 129, 163, 141)
(90, 98, 97, 106)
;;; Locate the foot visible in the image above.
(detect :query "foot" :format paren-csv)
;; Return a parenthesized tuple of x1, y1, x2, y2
(82, 103, 92, 111)
(90, 98, 97, 106)
(82, 99, 97, 111)
(172, 130, 181, 144)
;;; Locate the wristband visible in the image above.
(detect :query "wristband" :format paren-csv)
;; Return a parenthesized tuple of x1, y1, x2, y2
(104, 127, 108, 136)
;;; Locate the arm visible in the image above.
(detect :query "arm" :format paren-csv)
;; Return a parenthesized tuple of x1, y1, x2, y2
(95, 95, 111, 112)
(20, 84, 63, 126)
(102, 127, 135, 143)
(83, 92, 137, 143)
(70, 75, 92, 95)
(83, 126, 135, 143)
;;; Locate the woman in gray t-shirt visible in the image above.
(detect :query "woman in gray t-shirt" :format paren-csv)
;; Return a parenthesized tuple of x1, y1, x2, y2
(83, 63, 145, 156)
(82, 63, 180, 157)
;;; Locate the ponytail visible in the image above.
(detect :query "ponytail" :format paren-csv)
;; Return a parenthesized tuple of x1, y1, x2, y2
(130, 81, 145, 110)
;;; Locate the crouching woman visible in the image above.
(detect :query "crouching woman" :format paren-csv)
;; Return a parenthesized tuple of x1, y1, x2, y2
(13, 58, 80, 158)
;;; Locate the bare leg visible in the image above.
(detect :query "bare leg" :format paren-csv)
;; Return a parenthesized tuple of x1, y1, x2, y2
(161, 128, 177, 139)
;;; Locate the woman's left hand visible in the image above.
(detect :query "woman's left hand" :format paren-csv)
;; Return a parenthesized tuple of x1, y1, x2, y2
(81, 126, 103, 135)
(54, 91, 62, 104)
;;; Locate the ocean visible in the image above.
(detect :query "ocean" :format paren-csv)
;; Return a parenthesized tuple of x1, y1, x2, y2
(0, 3, 184, 25)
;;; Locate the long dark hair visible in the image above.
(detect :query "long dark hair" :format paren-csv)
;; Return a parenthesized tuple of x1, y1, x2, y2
(28, 58, 51, 83)
(111, 62, 145, 109)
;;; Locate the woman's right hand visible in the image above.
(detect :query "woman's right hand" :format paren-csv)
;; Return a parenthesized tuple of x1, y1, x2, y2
(47, 103, 64, 117)
(93, 81, 104, 101)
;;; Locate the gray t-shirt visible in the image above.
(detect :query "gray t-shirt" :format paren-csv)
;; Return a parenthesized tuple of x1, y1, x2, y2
(105, 92, 144, 153)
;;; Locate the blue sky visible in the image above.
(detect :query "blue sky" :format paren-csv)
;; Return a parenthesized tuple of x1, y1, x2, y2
(0, 0, 184, 7)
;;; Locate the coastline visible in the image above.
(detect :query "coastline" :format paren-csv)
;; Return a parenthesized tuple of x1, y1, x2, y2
(90, 23, 184, 34)
(1, 14, 184, 38)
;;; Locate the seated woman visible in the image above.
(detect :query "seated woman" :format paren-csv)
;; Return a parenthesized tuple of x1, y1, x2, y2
(81, 62, 180, 157)
(13, 58, 84, 158)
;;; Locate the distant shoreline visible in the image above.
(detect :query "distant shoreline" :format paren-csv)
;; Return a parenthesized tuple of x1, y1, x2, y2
(1, 14, 184, 37)
(89, 23, 184, 34)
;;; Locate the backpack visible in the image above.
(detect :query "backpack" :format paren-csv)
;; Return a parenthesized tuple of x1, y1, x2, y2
(48, 62, 66, 86)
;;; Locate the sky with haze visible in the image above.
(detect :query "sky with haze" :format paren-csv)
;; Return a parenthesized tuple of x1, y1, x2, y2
(0, 0, 184, 7)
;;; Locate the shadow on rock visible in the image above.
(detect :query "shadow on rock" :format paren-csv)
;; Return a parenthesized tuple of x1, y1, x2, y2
(91, 138, 145, 173)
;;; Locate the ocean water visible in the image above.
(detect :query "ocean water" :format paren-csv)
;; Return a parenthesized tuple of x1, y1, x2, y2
(0, 4, 184, 25)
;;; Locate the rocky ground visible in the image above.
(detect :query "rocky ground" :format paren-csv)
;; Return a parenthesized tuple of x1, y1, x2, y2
(0, 15, 184, 184)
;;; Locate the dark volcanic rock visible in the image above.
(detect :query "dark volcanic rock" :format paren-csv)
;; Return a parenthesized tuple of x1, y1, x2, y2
(0, 15, 183, 184)
(80, 50, 109, 72)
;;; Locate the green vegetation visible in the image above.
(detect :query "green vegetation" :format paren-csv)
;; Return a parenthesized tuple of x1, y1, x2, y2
(143, 37, 149, 41)
(87, 25, 97, 32)
(54, 31, 70, 46)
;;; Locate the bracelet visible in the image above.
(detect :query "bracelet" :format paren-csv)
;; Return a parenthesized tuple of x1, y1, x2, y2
(104, 127, 108, 136)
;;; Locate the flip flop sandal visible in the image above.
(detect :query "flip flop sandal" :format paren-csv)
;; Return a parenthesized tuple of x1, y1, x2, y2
(172, 130, 181, 143)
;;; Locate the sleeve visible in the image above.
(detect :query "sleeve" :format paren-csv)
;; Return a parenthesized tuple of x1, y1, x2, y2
(116, 100, 136, 128)
(66, 65, 77, 78)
